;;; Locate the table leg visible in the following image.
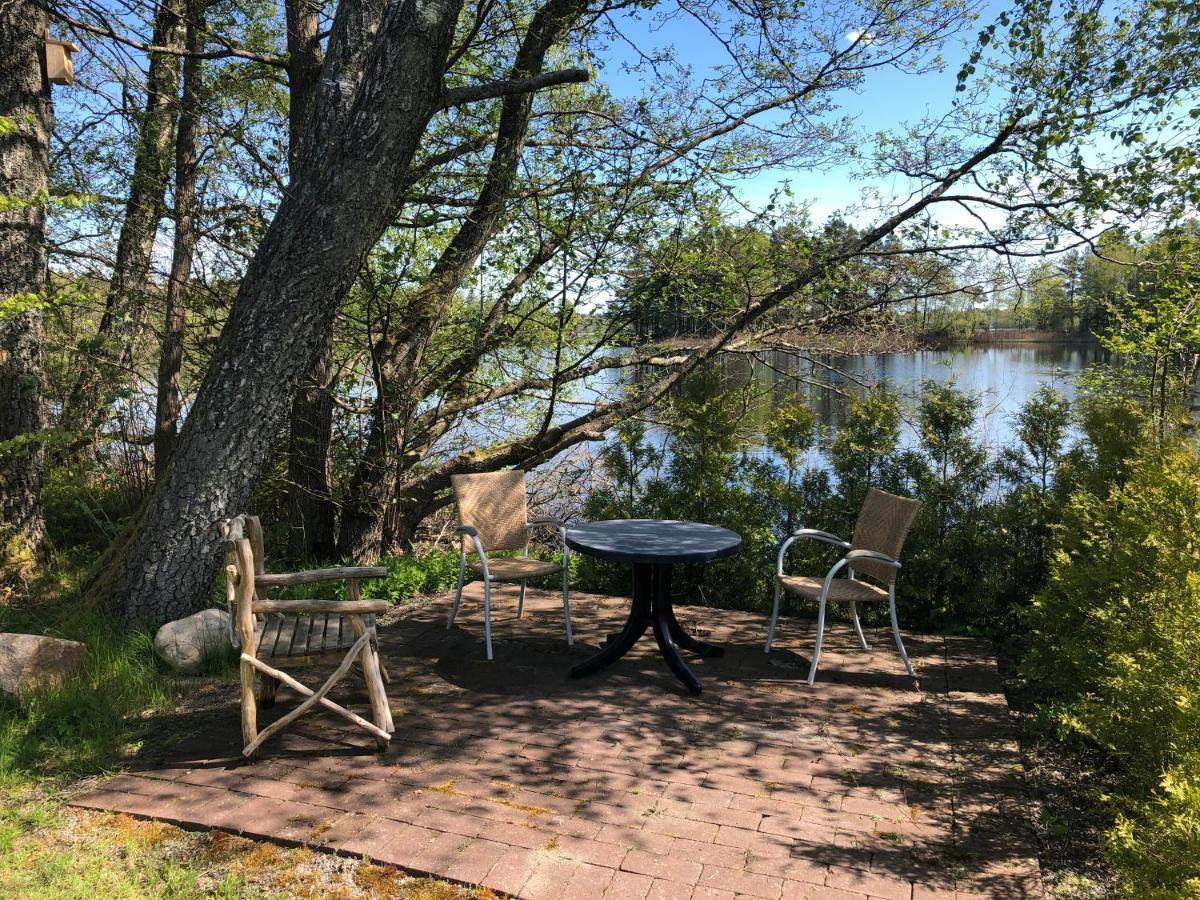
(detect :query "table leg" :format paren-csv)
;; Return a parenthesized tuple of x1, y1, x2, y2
(656, 566, 725, 658)
(648, 564, 700, 696)
(570, 563, 651, 680)
(649, 565, 702, 696)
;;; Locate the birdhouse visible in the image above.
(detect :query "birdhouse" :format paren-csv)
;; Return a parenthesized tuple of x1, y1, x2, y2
(45, 32, 80, 86)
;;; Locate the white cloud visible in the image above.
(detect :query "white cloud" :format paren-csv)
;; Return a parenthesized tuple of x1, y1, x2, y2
(846, 30, 874, 44)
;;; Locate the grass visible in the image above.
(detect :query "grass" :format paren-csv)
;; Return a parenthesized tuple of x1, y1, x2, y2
(0, 546, 486, 898)
(0, 789, 493, 898)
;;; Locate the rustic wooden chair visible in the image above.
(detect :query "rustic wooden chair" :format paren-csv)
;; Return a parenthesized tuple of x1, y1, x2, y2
(765, 488, 922, 685)
(220, 515, 394, 757)
(447, 471, 571, 660)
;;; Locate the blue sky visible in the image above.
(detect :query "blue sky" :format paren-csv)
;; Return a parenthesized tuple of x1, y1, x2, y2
(592, 3, 984, 220)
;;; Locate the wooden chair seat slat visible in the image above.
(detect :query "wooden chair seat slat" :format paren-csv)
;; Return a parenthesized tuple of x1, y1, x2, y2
(257, 615, 283, 656)
(254, 612, 378, 661)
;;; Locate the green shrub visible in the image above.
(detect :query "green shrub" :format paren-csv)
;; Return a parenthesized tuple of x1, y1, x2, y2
(1024, 442, 1200, 894)
(378, 550, 461, 603)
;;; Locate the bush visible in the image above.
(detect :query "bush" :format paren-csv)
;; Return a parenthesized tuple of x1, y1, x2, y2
(378, 550, 461, 603)
(1024, 442, 1200, 894)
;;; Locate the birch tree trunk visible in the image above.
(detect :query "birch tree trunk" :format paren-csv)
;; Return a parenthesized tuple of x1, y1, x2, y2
(0, 1, 54, 555)
(102, 0, 466, 624)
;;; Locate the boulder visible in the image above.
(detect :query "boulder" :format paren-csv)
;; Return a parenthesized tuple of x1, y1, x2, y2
(0, 633, 90, 696)
(154, 608, 232, 674)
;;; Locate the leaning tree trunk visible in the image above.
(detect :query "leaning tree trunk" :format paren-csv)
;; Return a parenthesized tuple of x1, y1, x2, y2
(154, 3, 204, 478)
(66, 0, 183, 444)
(100, 0, 467, 625)
(283, 0, 338, 559)
(0, 1, 54, 555)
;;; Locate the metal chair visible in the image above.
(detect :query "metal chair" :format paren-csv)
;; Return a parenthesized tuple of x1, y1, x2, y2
(765, 488, 921, 685)
(447, 471, 571, 659)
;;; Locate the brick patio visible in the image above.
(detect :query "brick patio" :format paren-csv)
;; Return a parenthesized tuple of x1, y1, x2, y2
(73, 585, 1042, 898)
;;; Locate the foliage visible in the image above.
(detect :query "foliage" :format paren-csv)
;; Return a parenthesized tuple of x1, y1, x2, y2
(578, 372, 1095, 634)
(899, 382, 992, 628)
(0, 611, 170, 786)
(1024, 442, 1200, 895)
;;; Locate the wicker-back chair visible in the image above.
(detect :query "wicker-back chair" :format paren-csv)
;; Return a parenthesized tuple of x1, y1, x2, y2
(765, 488, 922, 685)
(221, 515, 394, 756)
(447, 471, 571, 659)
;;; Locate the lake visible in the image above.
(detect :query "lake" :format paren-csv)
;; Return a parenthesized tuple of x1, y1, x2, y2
(571, 341, 1108, 470)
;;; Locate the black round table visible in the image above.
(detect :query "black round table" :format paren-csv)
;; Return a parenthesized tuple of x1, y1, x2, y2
(566, 519, 742, 696)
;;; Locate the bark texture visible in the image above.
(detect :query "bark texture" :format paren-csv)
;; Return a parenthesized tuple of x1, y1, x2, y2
(67, 0, 183, 442)
(154, 4, 204, 477)
(284, 0, 338, 559)
(104, 0, 466, 624)
(337, 0, 588, 560)
(0, 1, 53, 553)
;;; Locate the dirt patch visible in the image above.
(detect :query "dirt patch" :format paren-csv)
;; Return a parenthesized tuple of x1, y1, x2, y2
(996, 638, 1121, 899)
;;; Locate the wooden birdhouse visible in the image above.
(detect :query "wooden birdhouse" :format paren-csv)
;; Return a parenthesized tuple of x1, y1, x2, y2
(45, 32, 80, 86)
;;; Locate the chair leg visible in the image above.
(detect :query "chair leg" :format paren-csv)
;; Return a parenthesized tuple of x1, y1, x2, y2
(483, 575, 494, 660)
(517, 580, 526, 618)
(806, 592, 829, 686)
(448, 549, 466, 629)
(353, 622, 393, 745)
(562, 559, 573, 647)
(888, 588, 915, 678)
(239, 657, 258, 754)
(850, 601, 869, 650)
(765, 579, 782, 652)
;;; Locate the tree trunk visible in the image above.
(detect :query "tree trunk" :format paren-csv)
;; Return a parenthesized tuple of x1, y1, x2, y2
(283, 0, 337, 559)
(0, 0, 53, 554)
(66, 0, 183, 443)
(100, 0, 466, 625)
(154, 4, 204, 478)
(286, 343, 337, 559)
(337, 0, 586, 559)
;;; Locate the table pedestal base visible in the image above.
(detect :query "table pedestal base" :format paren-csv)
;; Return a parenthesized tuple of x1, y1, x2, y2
(570, 563, 722, 696)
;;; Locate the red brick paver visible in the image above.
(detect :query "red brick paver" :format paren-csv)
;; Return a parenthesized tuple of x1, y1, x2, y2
(71, 585, 1043, 897)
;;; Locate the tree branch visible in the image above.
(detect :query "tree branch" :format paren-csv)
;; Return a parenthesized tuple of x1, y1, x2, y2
(438, 67, 589, 110)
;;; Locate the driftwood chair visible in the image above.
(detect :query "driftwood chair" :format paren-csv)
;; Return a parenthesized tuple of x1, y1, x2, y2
(447, 471, 571, 660)
(765, 488, 922, 685)
(220, 515, 394, 756)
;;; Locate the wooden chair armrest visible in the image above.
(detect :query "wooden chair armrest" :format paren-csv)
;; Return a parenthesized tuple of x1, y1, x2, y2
(251, 598, 390, 615)
(255, 566, 388, 587)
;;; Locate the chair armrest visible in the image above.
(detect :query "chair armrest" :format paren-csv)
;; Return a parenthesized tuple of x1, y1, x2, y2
(255, 566, 388, 587)
(528, 518, 566, 528)
(251, 598, 389, 615)
(454, 524, 479, 537)
(776, 529, 851, 575)
(845, 549, 901, 569)
(788, 529, 850, 548)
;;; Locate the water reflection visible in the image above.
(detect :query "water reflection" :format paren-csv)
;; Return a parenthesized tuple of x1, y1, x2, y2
(604, 342, 1107, 464)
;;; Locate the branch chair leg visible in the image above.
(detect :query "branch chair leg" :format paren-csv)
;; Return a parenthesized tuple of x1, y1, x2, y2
(517, 580, 526, 618)
(239, 658, 258, 749)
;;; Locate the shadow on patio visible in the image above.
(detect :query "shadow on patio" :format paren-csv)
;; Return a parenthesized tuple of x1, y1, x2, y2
(73, 585, 1042, 899)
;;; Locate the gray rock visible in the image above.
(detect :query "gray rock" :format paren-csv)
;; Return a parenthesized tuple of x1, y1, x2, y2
(154, 608, 232, 673)
(0, 633, 90, 696)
